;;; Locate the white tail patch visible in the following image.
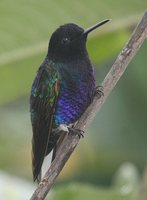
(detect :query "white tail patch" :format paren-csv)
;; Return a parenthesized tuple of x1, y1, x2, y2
(41, 151, 53, 180)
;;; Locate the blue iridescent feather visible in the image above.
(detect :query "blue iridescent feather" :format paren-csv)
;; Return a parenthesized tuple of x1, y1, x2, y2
(53, 60, 95, 125)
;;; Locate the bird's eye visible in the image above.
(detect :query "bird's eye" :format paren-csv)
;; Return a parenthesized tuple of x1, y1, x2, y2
(61, 37, 70, 45)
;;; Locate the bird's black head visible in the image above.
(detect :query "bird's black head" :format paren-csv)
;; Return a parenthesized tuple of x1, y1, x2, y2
(47, 23, 85, 62)
(47, 20, 110, 62)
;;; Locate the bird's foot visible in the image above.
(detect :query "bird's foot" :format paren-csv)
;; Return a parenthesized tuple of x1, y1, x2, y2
(68, 128, 84, 139)
(57, 124, 69, 133)
(95, 85, 104, 98)
(57, 124, 84, 139)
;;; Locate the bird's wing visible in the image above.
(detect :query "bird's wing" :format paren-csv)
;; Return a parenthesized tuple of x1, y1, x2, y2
(30, 61, 59, 182)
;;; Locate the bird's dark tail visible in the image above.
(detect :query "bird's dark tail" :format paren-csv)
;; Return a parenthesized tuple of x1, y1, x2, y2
(52, 132, 67, 162)
(36, 171, 42, 184)
(34, 133, 67, 184)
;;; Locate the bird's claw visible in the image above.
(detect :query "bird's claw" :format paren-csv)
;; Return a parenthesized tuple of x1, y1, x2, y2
(68, 128, 84, 139)
(57, 125, 84, 138)
(95, 85, 104, 98)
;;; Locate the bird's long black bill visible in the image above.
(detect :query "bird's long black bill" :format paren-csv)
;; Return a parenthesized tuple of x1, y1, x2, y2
(84, 19, 111, 35)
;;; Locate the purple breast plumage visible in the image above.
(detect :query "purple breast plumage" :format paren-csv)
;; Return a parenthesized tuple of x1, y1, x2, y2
(53, 61, 96, 125)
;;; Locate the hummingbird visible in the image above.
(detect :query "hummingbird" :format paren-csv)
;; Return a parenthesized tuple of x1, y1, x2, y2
(30, 19, 110, 182)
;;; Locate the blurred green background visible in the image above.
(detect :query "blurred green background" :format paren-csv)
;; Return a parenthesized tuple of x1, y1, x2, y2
(0, 0, 147, 199)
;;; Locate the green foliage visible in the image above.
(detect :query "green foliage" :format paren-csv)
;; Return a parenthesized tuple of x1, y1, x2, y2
(49, 184, 132, 200)
(0, 53, 44, 105)
(0, 0, 146, 54)
(49, 163, 139, 200)
(87, 30, 130, 63)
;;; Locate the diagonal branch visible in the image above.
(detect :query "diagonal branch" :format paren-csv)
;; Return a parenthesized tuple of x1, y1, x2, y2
(30, 10, 147, 200)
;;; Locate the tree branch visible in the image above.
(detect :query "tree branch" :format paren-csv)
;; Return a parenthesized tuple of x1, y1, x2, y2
(30, 11, 147, 200)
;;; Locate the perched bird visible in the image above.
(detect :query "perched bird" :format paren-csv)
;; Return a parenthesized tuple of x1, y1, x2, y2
(30, 19, 110, 182)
